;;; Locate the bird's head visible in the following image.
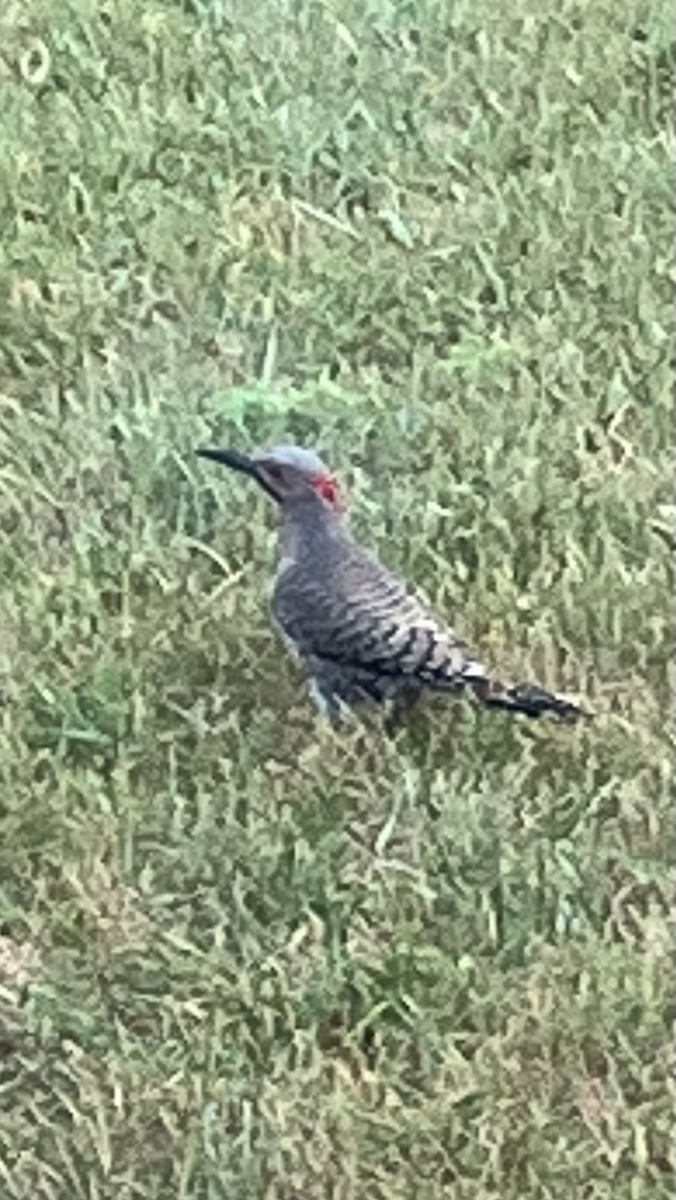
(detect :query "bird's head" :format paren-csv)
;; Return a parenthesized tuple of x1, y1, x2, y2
(196, 443, 344, 513)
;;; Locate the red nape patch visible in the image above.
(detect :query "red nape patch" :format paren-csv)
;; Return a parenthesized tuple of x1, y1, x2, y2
(311, 473, 343, 511)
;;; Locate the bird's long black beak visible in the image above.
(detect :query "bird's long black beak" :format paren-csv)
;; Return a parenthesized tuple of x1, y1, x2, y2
(196, 446, 281, 503)
(196, 447, 257, 477)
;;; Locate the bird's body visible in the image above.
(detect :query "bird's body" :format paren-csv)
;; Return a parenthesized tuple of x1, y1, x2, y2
(197, 444, 586, 726)
(272, 489, 483, 718)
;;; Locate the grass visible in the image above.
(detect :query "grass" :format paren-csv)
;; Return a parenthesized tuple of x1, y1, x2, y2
(0, 0, 674, 1196)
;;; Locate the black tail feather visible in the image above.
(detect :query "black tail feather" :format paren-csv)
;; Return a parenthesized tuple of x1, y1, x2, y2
(471, 679, 589, 723)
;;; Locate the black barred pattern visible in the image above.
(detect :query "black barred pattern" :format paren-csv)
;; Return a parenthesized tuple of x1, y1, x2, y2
(270, 489, 586, 725)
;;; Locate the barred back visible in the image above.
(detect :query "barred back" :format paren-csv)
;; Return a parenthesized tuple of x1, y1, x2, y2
(271, 493, 584, 722)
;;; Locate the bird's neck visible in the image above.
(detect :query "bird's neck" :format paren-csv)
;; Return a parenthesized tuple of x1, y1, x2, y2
(278, 491, 345, 568)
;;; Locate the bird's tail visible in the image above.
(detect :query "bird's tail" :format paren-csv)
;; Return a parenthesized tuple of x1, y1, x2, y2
(462, 665, 588, 723)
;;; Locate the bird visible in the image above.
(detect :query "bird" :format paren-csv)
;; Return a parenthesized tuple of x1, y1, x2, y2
(196, 443, 587, 728)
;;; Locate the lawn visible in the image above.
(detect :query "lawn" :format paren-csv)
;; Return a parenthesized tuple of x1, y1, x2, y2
(0, 1, 673, 1197)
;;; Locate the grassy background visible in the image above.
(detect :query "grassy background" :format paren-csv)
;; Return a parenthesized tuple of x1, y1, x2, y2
(0, 0, 674, 1196)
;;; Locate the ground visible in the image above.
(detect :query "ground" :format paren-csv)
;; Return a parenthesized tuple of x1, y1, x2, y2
(0, 1, 673, 1197)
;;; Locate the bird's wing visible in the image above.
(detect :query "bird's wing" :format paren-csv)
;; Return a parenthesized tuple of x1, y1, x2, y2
(272, 550, 485, 689)
(272, 546, 587, 722)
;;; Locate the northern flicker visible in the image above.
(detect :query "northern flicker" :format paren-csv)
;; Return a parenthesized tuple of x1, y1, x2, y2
(197, 444, 586, 726)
